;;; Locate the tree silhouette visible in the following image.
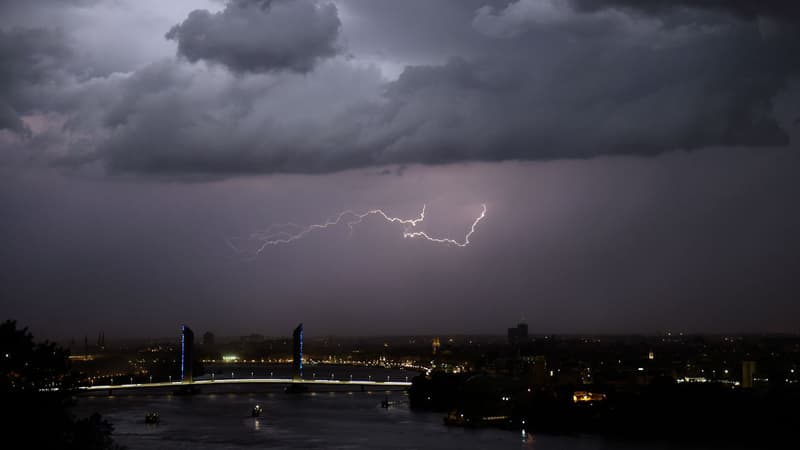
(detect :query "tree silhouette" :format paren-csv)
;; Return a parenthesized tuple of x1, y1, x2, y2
(1, 320, 123, 449)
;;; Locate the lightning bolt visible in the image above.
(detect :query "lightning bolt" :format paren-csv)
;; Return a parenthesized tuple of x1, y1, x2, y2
(402, 204, 487, 248)
(228, 204, 487, 258)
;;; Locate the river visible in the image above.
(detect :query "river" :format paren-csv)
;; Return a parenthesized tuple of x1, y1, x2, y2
(75, 384, 718, 450)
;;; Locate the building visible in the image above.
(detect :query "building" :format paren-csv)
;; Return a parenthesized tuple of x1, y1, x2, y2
(507, 322, 528, 345)
(432, 337, 441, 355)
(532, 355, 548, 385)
(202, 331, 215, 346)
(742, 360, 756, 388)
(293, 323, 303, 381)
(181, 325, 195, 383)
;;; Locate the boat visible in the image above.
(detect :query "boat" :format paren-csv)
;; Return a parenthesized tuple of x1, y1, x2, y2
(443, 410, 466, 426)
(251, 405, 263, 417)
(443, 408, 513, 428)
(145, 412, 160, 424)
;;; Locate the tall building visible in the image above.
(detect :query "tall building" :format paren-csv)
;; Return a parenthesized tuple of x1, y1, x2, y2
(508, 322, 529, 345)
(432, 337, 441, 355)
(742, 360, 756, 388)
(181, 325, 195, 383)
(532, 355, 548, 385)
(202, 331, 215, 346)
(292, 323, 303, 381)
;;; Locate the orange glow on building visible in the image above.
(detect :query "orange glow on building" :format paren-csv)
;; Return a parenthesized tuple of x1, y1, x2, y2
(572, 391, 606, 403)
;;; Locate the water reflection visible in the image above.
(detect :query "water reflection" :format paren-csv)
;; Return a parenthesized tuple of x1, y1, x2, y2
(74, 385, 721, 450)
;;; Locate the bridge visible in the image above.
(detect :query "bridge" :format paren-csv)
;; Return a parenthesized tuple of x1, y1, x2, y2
(78, 323, 413, 394)
(80, 377, 411, 392)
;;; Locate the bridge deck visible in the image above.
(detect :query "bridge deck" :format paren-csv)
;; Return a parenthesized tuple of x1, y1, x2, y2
(80, 378, 411, 391)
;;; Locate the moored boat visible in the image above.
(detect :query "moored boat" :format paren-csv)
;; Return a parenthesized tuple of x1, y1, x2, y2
(145, 412, 160, 424)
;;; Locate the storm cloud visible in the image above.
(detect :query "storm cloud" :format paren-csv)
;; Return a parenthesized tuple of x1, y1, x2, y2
(0, 27, 70, 134)
(166, 0, 341, 74)
(2, 0, 799, 176)
(569, 0, 800, 22)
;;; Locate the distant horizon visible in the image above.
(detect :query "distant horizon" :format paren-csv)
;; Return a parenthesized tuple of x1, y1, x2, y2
(27, 325, 800, 344)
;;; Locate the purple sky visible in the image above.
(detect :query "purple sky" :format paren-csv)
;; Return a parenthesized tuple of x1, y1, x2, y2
(1, 1, 799, 339)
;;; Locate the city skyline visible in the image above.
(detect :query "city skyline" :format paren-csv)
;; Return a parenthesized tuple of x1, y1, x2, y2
(2, 0, 800, 339)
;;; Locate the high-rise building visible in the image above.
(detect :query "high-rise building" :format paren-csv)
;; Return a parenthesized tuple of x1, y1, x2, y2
(202, 331, 215, 346)
(508, 322, 529, 345)
(532, 355, 547, 385)
(293, 323, 303, 381)
(742, 360, 756, 388)
(181, 325, 194, 383)
(432, 337, 441, 355)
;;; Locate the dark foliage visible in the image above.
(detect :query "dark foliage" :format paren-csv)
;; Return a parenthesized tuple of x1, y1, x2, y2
(0, 320, 124, 449)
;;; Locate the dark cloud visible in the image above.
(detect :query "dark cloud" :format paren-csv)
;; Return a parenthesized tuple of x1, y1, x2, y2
(91, 19, 799, 175)
(0, 28, 70, 134)
(2, 0, 799, 177)
(369, 30, 798, 163)
(166, 0, 341, 74)
(82, 59, 384, 175)
(570, 0, 800, 22)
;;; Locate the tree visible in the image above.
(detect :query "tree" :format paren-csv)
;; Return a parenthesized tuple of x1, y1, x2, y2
(0, 320, 124, 449)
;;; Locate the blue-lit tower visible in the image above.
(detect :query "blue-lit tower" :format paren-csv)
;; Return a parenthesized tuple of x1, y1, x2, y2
(292, 323, 303, 381)
(181, 325, 195, 383)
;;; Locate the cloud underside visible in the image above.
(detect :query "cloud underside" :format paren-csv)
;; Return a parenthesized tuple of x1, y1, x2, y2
(1, 0, 798, 176)
(569, 0, 800, 21)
